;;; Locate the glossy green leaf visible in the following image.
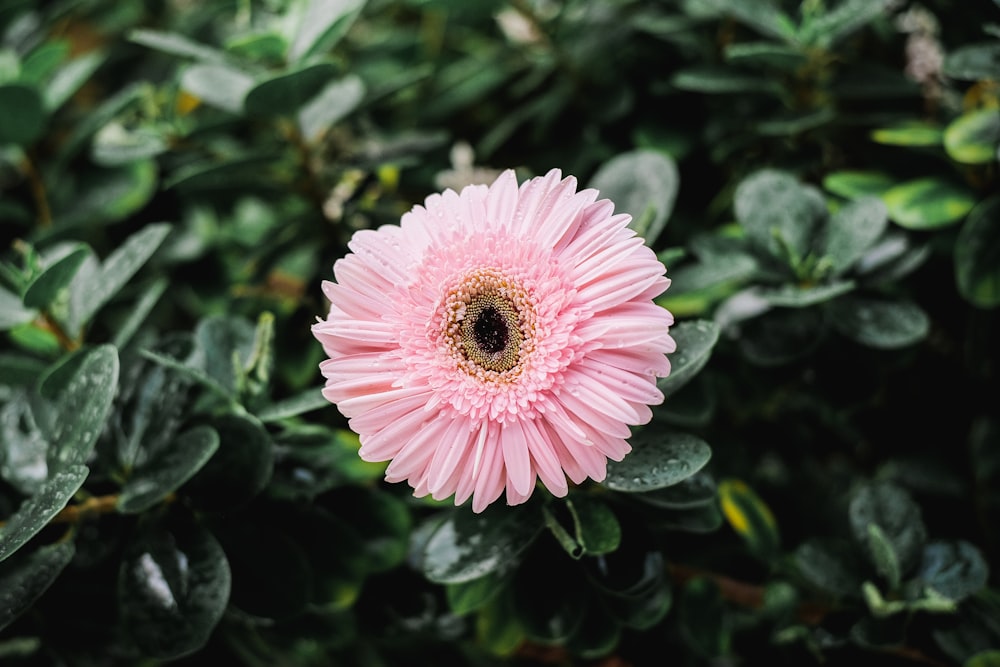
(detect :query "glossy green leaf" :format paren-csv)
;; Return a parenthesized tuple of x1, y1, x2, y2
(297, 74, 365, 140)
(849, 482, 926, 576)
(656, 319, 719, 399)
(41, 344, 119, 471)
(180, 63, 255, 114)
(718, 478, 780, 560)
(244, 63, 338, 117)
(22, 245, 90, 310)
(956, 196, 1000, 308)
(446, 571, 507, 615)
(883, 177, 976, 229)
(944, 110, 1000, 164)
(72, 223, 171, 328)
(118, 426, 219, 513)
(544, 495, 621, 559)
(0, 83, 46, 145)
(734, 169, 825, 259)
(128, 29, 228, 63)
(0, 465, 88, 563)
(476, 593, 525, 656)
(831, 296, 929, 349)
(866, 523, 902, 589)
(119, 516, 231, 659)
(823, 170, 895, 200)
(794, 538, 866, 598)
(192, 315, 256, 395)
(422, 506, 541, 584)
(0, 541, 75, 631)
(633, 471, 717, 510)
(822, 196, 889, 273)
(759, 281, 856, 307)
(604, 432, 711, 492)
(257, 387, 329, 422)
(870, 123, 943, 146)
(672, 67, 781, 95)
(0, 286, 35, 331)
(589, 149, 678, 246)
(918, 541, 989, 601)
(288, 0, 367, 62)
(184, 414, 273, 512)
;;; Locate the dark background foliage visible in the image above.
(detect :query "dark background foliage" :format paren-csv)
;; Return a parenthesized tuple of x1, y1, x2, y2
(1, 0, 998, 665)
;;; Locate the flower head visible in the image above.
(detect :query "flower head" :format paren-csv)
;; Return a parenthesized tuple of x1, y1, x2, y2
(313, 169, 675, 512)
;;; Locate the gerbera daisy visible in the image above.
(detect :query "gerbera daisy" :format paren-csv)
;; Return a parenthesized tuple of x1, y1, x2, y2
(313, 169, 675, 512)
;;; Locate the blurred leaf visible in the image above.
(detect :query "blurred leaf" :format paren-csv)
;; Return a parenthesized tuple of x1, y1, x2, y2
(0, 465, 88, 563)
(446, 571, 506, 616)
(297, 74, 365, 140)
(849, 482, 926, 576)
(956, 195, 1000, 308)
(737, 307, 824, 366)
(672, 67, 781, 94)
(91, 122, 169, 166)
(191, 315, 255, 395)
(288, 0, 367, 63)
(679, 577, 730, 658)
(0, 83, 46, 145)
(512, 553, 586, 643)
(718, 479, 780, 560)
(918, 541, 989, 602)
(57, 161, 159, 229)
(757, 108, 835, 136)
(724, 41, 806, 68)
(422, 505, 541, 584)
(119, 515, 231, 659)
(823, 170, 895, 200)
(588, 149, 679, 246)
(337, 488, 411, 573)
(945, 109, 1000, 164)
(794, 538, 866, 598)
(734, 169, 825, 259)
(184, 414, 273, 512)
(604, 432, 711, 492)
(870, 122, 943, 146)
(180, 63, 255, 114)
(967, 651, 1000, 667)
(244, 63, 338, 117)
(56, 82, 146, 167)
(41, 344, 119, 472)
(0, 393, 48, 495)
(759, 281, 856, 307)
(0, 287, 34, 331)
(567, 605, 622, 659)
(821, 196, 889, 274)
(866, 523, 902, 590)
(656, 319, 719, 399)
(21, 244, 90, 310)
(0, 541, 75, 631)
(118, 425, 220, 513)
(128, 29, 228, 63)
(476, 592, 525, 656)
(943, 42, 1000, 81)
(0, 354, 45, 387)
(72, 223, 170, 329)
(700, 0, 797, 42)
(883, 177, 976, 229)
(830, 296, 929, 349)
(799, 0, 890, 46)
(591, 550, 671, 630)
(111, 277, 168, 349)
(43, 50, 104, 112)
(257, 387, 329, 422)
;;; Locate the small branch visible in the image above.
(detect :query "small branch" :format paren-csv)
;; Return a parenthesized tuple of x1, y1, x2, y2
(36, 311, 82, 352)
(49, 494, 119, 524)
(22, 153, 53, 228)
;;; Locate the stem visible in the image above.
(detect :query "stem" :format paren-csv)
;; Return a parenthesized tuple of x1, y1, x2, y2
(36, 311, 82, 352)
(22, 153, 52, 229)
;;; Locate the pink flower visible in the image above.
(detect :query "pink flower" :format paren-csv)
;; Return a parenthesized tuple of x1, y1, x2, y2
(313, 169, 675, 512)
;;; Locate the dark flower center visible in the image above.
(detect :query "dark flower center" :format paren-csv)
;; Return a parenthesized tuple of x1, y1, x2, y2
(461, 293, 522, 372)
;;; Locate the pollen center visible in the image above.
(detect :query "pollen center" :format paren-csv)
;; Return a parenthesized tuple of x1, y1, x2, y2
(461, 294, 522, 372)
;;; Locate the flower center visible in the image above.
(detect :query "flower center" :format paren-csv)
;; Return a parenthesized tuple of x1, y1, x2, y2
(461, 294, 522, 372)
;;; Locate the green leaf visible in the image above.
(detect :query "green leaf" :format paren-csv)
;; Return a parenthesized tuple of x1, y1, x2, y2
(800, 0, 890, 46)
(794, 538, 866, 598)
(72, 223, 171, 328)
(943, 42, 1000, 81)
(823, 170, 895, 200)
(734, 169, 825, 259)
(446, 571, 507, 616)
(566, 606, 622, 659)
(672, 67, 781, 94)
(945, 109, 1000, 165)
(0, 541, 75, 631)
(44, 50, 104, 112)
(57, 161, 159, 229)
(737, 307, 824, 366)
(288, 0, 367, 63)
(0, 83, 46, 145)
(183, 414, 273, 512)
(759, 281, 856, 307)
(679, 577, 731, 658)
(56, 82, 146, 167)
(967, 651, 1000, 667)
(0, 353, 46, 387)
(543, 495, 621, 559)
(956, 195, 1000, 308)
(588, 149, 679, 246)
(128, 29, 228, 63)
(118, 426, 220, 513)
(244, 63, 339, 117)
(0, 465, 88, 563)
(918, 541, 989, 602)
(821, 196, 889, 273)
(633, 471, 717, 510)
(656, 319, 719, 399)
(111, 276, 168, 349)
(700, 0, 797, 42)
(0, 393, 49, 495)
(422, 506, 541, 584)
(119, 515, 231, 660)
(180, 63, 255, 114)
(718, 478, 780, 560)
(883, 177, 976, 229)
(866, 523, 902, 590)
(830, 296, 929, 349)
(41, 344, 119, 471)
(590, 550, 671, 630)
(757, 108, 835, 136)
(0, 286, 35, 331)
(604, 432, 711, 492)
(91, 122, 168, 166)
(476, 592, 525, 655)
(849, 482, 926, 576)
(870, 122, 943, 146)
(192, 315, 256, 395)
(724, 41, 806, 69)
(257, 387, 329, 422)
(21, 244, 90, 310)
(335, 487, 411, 573)
(297, 74, 365, 140)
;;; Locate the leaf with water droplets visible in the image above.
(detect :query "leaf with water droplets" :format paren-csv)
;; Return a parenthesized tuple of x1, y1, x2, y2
(657, 319, 719, 399)
(0, 541, 75, 631)
(604, 432, 711, 492)
(118, 426, 220, 513)
(831, 296, 929, 349)
(21, 244, 91, 310)
(422, 505, 542, 584)
(589, 149, 679, 246)
(0, 465, 88, 563)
